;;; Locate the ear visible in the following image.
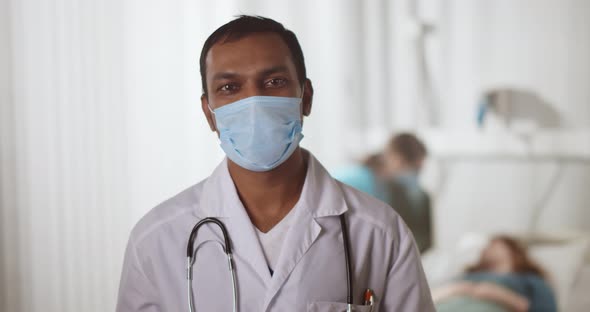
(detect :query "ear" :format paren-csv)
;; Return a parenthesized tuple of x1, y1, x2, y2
(201, 94, 217, 132)
(302, 79, 313, 117)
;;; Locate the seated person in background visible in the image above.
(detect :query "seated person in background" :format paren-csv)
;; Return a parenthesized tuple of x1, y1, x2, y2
(382, 133, 432, 253)
(332, 153, 390, 203)
(433, 235, 557, 312)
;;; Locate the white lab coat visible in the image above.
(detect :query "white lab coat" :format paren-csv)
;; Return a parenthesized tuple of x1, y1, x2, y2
(116, 152, 435, 311)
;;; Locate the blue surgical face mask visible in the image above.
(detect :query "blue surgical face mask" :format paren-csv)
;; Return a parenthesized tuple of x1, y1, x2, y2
(210, 93, 304, 172)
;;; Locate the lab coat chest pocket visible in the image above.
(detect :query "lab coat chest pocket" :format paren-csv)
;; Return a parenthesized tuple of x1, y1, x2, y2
(307, 301, 373, 312)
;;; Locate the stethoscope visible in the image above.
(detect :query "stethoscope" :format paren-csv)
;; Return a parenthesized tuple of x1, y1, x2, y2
(186, 213, 355, 312)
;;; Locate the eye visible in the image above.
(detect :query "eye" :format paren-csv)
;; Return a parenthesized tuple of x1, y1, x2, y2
(217, 83, 239, 94)
(265, 78, 287, 88)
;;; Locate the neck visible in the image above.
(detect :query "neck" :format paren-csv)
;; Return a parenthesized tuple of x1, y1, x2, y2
(228, 148, 308, 232)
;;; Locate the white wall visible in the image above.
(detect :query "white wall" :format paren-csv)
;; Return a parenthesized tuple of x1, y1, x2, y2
(1, 1, 131, 311)
(429, 0, 590, 248)
(441, 0, 590, 128)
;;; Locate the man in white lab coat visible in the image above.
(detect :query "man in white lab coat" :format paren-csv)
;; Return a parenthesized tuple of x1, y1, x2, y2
(116, 15, 435, 311)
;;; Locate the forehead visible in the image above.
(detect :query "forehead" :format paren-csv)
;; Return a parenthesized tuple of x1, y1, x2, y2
(488, 240, 511, 252)
(205, 32, 296, 78)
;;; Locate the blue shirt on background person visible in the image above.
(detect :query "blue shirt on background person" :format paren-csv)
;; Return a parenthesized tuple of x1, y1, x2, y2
(332, 162, 390, 203)
(334, 133, 432, 253)
(463, 272, 557, 312)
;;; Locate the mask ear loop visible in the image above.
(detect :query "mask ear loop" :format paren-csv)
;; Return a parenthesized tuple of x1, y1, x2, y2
(206, 100, 218, 131)
(300, 84, 306, 100)
(300, 84, 307, 118)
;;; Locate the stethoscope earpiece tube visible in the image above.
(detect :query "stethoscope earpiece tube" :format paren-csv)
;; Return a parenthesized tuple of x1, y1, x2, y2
(187, 217, 233, 257)
(186, 217, 237, 312)
(339, 213, 354, 312)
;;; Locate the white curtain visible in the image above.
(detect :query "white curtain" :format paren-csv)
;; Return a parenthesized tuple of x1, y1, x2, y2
(1, 1, 130, 311)
(0, 1, 428, 311)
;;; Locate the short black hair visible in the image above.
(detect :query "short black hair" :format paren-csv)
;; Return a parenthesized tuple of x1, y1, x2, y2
(388, 133, 428, 166)
(199, 15, 307, 95)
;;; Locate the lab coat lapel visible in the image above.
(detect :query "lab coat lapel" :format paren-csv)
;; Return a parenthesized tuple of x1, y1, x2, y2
(197, 153, 349, 310)
(262, 152, 348, 310)
(197, 159, 272, 287)
(226, 208, 273, 286)
(262, 209, 321, 310)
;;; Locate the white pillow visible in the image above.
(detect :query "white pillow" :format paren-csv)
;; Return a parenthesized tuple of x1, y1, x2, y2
(422, 232, 490, 287)
(567, 265, 590, 312)
(529, 239, 590, 310)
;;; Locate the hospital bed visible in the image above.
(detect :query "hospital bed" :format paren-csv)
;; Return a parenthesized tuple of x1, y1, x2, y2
(418, 129, 590, 310)
(422, 231, 590, 312)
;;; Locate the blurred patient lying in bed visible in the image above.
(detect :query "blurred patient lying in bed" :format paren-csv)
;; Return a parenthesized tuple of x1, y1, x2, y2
(433, 235, 557, 312)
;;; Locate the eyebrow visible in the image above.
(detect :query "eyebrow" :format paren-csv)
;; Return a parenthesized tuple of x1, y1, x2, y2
(211, 65, 290, 81)
(212, 72, 239, 81)
(258, 65, 289, 77)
